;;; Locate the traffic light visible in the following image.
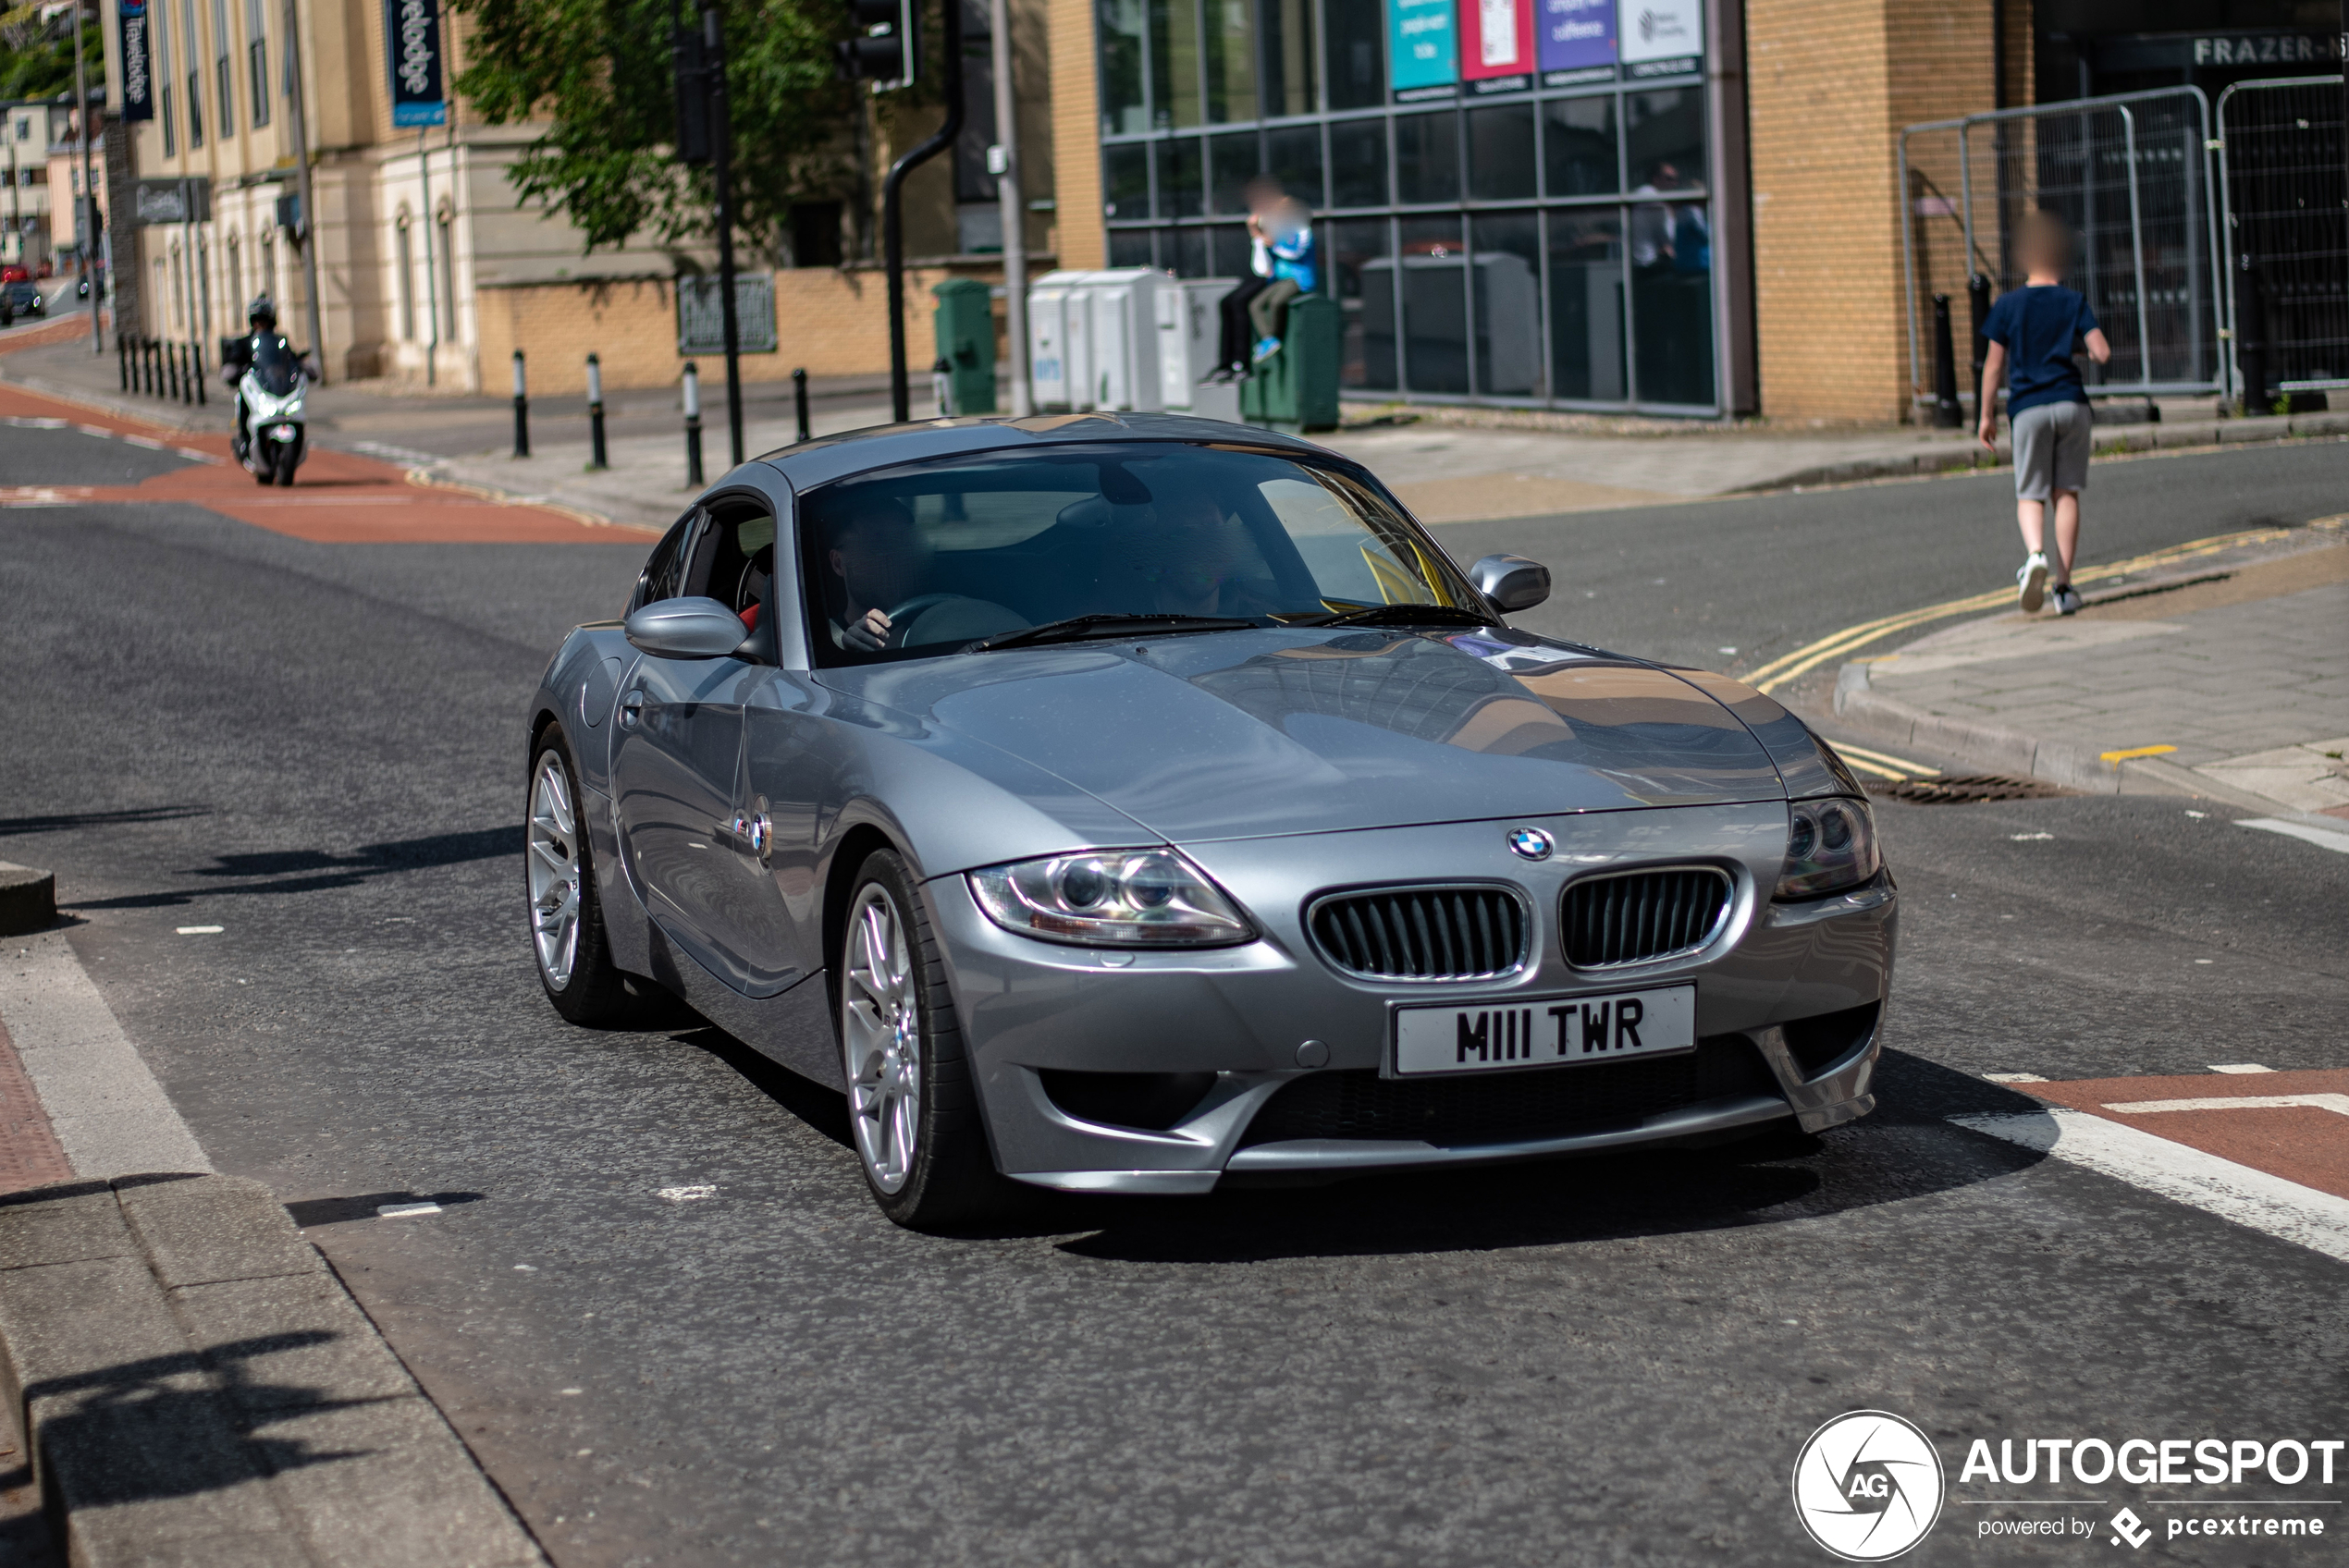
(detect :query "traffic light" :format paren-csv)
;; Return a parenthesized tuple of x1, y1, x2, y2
(834, 0, 918, 90)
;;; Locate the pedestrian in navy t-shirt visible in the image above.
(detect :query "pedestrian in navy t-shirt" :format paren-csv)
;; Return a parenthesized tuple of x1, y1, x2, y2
(1978, 211, 2111, 616)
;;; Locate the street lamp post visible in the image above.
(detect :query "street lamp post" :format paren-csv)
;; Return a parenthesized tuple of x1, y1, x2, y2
(281, 0, 326, 382)
(989, 0, 1028, 415)
(879, 0, 964, 422)
(72, 0, 103, 353)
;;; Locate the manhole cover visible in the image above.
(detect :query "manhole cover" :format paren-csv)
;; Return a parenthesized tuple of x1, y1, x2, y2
(1866, 774, 2072, 803)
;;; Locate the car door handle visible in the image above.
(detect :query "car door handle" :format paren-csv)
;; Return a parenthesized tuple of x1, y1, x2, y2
(620, 691, 645, 729)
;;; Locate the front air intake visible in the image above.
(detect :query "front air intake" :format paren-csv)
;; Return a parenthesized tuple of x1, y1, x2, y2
(1559, 866, 1733, 969)
(1307, 885, 1530, 982)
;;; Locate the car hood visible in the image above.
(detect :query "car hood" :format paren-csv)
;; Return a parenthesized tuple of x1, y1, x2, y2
(815, 626, 1789, 843)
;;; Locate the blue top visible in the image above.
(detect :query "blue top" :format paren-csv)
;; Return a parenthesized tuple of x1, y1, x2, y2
(1984, 285, 2099, 415)
(1268, 225, 1318, 294)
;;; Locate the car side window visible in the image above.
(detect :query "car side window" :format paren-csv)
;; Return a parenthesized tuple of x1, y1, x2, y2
(629, 510, 701, 614)
(675, 498, 781, 660)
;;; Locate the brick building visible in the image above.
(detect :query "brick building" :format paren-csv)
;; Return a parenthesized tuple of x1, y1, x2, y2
(97, 0, 2338, 412)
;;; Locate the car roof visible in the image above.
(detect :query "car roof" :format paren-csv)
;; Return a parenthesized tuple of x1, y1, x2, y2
(751, 412, 1342, 493)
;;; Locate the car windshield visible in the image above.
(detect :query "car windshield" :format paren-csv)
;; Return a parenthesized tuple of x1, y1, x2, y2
(798, 445, 1482, 665)
(250, 337, 301, 396)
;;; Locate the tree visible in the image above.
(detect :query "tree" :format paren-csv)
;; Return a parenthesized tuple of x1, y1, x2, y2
(0, 5, 100, 101)
(448, 0, 857, 260)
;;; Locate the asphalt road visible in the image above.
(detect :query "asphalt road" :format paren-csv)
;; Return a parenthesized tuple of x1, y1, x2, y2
(1442, 436, 2349, 680)
(3, 433, 2345, 1566)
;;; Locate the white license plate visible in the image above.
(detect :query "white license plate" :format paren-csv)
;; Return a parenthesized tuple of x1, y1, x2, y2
(1391, 985, 1696, 1077)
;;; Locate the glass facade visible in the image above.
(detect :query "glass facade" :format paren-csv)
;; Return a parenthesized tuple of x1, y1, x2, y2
(1097, 0, 1723, 410)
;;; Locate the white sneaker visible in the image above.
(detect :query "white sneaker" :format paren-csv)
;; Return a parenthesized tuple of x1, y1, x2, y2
(2017, 552, 2049, 612)
(2051, 583, 2083, 616)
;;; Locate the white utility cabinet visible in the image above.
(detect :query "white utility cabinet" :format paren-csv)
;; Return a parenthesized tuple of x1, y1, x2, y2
(1078, 268, 1165, 412)
(1155, 277, 1234, 410)
(1026, 270, 1095, 411)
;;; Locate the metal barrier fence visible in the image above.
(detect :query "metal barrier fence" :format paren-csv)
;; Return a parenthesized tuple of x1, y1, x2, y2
(1900, 88, 2225, 414)
(2217, 75, 2348, 406)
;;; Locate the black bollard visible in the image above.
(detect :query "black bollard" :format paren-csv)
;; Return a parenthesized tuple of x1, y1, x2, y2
(1967, 273, 1992, 421)
(193, 342, 207, 406)
(166, 340, 180, 402)
(2236, 254, 2271, 416)
(683, 361, 705, 485)
(793, 366, 810, 443)
(511, 349, 531, 458)
(1930, 295, 1962, 428)
(117, 335, 129, 391)
(585, 352, 608, 471)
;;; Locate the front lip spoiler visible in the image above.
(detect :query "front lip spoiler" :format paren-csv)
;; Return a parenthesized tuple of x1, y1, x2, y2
(1222, 1092, 1792, 1173)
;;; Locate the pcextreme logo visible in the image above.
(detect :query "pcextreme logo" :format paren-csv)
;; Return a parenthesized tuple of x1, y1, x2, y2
(1793, 1411, 1948, 1562)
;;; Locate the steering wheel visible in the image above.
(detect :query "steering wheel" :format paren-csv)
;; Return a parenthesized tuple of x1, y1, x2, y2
(883, 592, 965, 631)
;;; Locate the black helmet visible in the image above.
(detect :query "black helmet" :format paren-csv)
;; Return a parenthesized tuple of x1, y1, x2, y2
(248, 294, 277, 330)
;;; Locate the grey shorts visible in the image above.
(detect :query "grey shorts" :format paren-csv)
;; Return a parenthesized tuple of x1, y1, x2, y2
(2011, 398, 2091, 501)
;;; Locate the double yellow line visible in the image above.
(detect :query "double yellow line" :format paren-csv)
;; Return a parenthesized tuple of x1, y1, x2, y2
(1744, 521, 2333, 696)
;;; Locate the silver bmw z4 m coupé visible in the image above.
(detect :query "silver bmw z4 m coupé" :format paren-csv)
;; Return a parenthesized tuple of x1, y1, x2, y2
(524, 415, 1896, 1227)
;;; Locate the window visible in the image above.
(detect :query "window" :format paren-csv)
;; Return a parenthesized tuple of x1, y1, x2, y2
(797, 446, 1474, 666)
(161, 84, 177, 155)
(437, 214, 457, 338)
(1265, 122, 1323, 210)
(1260, 0, 1315, 118)
(1542, 94, 1616, 195)
(1394, 111, 1459, 204)
(788, 202, 842, 267)
(395, 217, 414, 339)
(1466, 102, 1535, 202)
(1327, 116, 1385, 207)
(1100, 0, 1147, 135)
(181, 0, 203, 145)
(1207, 129, 1256, 214)
(631, 512, 701, 613)
(1105, 143, 1150, 219)
(249, 39, 269, 126)
(1149, 0, 1200, 129)
(213, 0, 233, 135)
(1203, 0, 1255, 123)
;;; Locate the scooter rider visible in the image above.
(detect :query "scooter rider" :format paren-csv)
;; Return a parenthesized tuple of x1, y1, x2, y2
(221, 295, 304, 455)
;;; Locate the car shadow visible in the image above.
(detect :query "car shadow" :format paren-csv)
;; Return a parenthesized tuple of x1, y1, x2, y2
(66, 827, 523, 910)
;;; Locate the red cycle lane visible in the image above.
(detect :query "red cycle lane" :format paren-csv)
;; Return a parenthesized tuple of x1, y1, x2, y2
(1, 383, 658, 545)
(2022, 1068, 2349, 1200)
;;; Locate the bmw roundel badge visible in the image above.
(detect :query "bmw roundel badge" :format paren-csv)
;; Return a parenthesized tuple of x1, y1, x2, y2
(1507, 827, 1554, 861)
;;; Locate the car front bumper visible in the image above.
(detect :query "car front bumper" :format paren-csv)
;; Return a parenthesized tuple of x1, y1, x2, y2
(924, 802, 1895, 1194)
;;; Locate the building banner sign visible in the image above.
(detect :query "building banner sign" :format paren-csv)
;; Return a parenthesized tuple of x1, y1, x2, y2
(386, 0, 447, 127)
(1461, 0, 1533, 90)
(677, 273, 779, 354)
(134, 178, 208, 224)
(1387, 0, 1457, 98)
(1539, 0, 1616, 75)
(116, 0, 154, 121)
(1618, 0, 1702, 70)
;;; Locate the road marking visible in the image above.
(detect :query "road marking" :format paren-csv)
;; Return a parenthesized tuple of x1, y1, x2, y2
(2210, 1063, 2275, 1073)
(377, 1201, 442, 1218)
(0, 931, 212, 1179)
(1984, 1072, 2048, 1083)
(1952, 1108, 2349, 1264)
(2106, 1094, 2349, 1117)
(657, 1184, 717, 1202)
(2099, 743, 2178, 763)
(1744, 524, 2319, 694)
(2010, 831, 2054, 840)
(1826, 739, 1940, 778)
(176, 925, 224, 935)
(2238, 817, 2349, 855)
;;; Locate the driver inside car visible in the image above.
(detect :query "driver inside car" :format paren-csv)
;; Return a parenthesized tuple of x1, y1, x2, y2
(1125, 484, 1274, 619)
(828, 499, 933, 651)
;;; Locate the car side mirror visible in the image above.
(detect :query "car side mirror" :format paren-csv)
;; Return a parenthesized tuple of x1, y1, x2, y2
(624, 596, 754, 659)
(1470, 553, 1550, 613)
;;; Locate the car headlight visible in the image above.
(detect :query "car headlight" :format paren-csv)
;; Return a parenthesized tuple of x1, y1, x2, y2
(968, 849, 1254, 947)
(1775, 796, 1881, 899)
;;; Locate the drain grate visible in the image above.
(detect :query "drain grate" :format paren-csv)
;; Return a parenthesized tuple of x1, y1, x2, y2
(1866, 774, 2072, 803)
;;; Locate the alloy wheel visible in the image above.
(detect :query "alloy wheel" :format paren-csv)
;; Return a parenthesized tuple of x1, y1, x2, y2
(842, 883, 921, 1194)
(527, 752, 583, 988)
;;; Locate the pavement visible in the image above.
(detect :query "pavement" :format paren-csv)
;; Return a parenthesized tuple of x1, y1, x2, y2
(0, 365, 2346, 1565)
(1828, 512, 2349, 822)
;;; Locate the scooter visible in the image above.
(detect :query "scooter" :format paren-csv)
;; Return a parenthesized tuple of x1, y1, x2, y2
(233, 337, 310, 486)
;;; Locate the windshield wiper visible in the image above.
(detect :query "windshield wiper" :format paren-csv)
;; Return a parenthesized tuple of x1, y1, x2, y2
(1285, 604, 1498, 629)
(970, 613, 1258, 653)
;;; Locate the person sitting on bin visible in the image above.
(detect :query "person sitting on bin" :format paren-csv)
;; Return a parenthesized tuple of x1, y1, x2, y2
(1245, 196, 1318, 367)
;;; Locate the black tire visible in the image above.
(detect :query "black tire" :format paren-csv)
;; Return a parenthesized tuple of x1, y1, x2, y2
(527, 727, 644, 1026)
(837, 849, 1016, 1229)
